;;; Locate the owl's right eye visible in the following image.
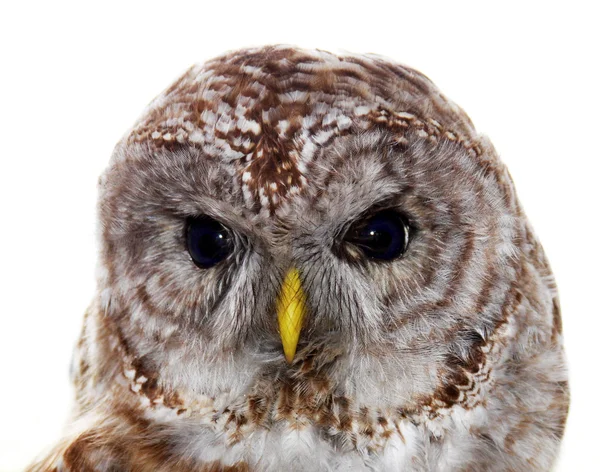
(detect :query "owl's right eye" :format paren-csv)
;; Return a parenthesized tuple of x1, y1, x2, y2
(185, 216, 233, 268)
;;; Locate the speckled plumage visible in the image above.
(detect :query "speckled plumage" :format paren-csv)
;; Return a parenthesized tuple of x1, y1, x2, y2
(29, 45, 568, 471)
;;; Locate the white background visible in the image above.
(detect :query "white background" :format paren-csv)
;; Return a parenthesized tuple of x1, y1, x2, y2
(1, 1, 598, 470)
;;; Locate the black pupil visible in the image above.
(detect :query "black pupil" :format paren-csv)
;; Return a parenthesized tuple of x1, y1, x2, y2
(347, 210, 408, 260)
(186, 216, 232, 268)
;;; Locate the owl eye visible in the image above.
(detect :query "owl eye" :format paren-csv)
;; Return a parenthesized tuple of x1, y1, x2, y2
(344, 210, 410, 261)
(186, 216, 233, 268)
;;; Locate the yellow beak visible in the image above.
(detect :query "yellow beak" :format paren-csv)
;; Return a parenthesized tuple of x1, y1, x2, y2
(276, 267, 307, 363)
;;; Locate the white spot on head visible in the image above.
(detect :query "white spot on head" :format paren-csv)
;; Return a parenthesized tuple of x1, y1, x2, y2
(237, 117, 261, 135)
(201, 109, 217, 126)
(220, 147, 244, 161)
(395, 111, 415, 120)
(280, 90, 309, 103)
(242, 171, 253, 183)
(354, 105, 374, 116)
(217, 102, 232, 115)
(301, 115, 317, 129)
(300, 140, 317, 162)
(312, 102, 330, 116)
(215, 115, 233, 134)
(276, 120, 290, 135)
(336, 115, 352, 130)
(259, 187, 269, 208)
(242, 183, 253, 206)
(314, 130, 334, 145)
(322, 110, 340, 127)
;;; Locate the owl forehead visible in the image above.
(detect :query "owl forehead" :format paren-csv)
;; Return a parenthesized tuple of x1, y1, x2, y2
(126, 46, 479, 214)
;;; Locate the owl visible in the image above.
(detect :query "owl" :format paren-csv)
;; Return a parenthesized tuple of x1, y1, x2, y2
(29, 45, 568, 471)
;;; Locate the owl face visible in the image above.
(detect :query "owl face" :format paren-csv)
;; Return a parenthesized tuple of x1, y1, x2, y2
(30, 45, 567, 472)
(98, 45, 518, 411)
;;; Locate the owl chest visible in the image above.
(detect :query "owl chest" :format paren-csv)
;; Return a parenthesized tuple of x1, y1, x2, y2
(153, 407, 481, 472)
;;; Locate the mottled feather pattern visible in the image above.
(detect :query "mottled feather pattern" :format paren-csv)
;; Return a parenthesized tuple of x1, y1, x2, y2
(28, 45, 568, 471)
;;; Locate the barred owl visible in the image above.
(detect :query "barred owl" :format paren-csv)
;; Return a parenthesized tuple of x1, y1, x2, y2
(29, 45, 568, 471)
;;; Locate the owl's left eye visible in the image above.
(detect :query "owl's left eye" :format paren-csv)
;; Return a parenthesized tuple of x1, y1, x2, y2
(186, 216, 233, 268)
(343, 210, 410, 261)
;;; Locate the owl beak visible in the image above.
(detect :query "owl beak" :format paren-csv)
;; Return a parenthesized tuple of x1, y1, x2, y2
(276, 267, 307, 363)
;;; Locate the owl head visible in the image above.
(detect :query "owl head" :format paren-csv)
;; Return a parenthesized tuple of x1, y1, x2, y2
(92, 45, 562, 424)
